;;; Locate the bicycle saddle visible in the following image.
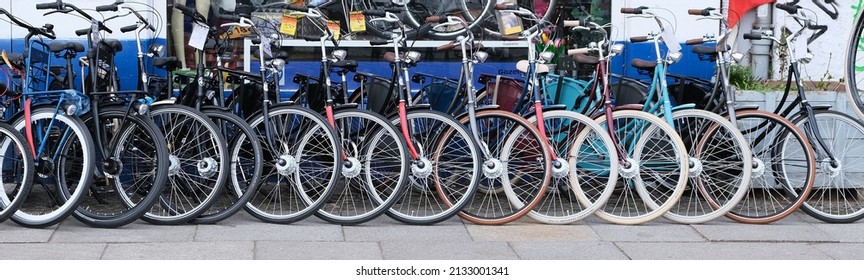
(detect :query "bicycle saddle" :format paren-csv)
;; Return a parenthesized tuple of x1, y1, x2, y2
(153, 56, 180, 69)
(102, 39, 123, 52)
(570, 53, 600, 65)
(631, 58, 657, 70)
(515, 60, 549, 74)
(48, 42, 85, 53)
(332, 60, 357, 71)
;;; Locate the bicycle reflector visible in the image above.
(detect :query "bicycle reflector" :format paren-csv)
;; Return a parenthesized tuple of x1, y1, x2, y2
(473, 51, 488, 63)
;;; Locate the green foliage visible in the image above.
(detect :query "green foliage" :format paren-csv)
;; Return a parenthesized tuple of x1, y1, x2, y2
(729, 65, 774, 91)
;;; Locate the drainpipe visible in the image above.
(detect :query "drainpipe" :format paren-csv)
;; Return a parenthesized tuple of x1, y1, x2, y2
(750, 3, 773, 79)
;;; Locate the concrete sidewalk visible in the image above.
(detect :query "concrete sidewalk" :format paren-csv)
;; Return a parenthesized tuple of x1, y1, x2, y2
(0, 211, 860, 260)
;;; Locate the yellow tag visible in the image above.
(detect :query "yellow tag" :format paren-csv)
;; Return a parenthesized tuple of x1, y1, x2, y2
(221, 25, 252, 39)
(349, 11, 366, 33)
(327, 20, 341, 41)
(280, 14, 300, 36)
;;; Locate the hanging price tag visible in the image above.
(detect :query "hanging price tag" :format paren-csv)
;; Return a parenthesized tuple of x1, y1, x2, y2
(327, 20, 341, 41)
(189, 22, 208, 50)
(349, 11, 366, 33)
(260, 36, 272, 58)
(795, 28, 811, 62)
(280, 14, 300, 36)
(661, 27, 681, 54)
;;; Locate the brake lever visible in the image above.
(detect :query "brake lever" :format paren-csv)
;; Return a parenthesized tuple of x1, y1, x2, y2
(44, 8, 73, 16)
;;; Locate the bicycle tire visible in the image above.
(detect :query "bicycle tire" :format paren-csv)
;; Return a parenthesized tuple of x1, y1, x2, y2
(315, 108, 409, 225)
(725, 110, 815, 224)
(664, 109, 752, 224)
(845, 9, 864, 119)
(593, 110, 689, 225)
(524, 110, 618, 224)
(385, 109, 481, 225)
(791, 110, 864, 223)
(72, 106, 170, 228)
(0, 122, 34, 223)
(142, 104, 229, 225)
(11, 106, 96, 228)
(243, 105, 342, 224)
(192, 108, 263, 224)
(447, 109, 551, 225)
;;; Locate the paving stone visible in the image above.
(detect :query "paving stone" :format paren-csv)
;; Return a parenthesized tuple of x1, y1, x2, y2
(691, 221, 835, 242)
(509, 241, 627, 259)
(0, 243, 105, 259)
(381, 241, 518, 260)
(255, 241, 382, 260)
(0, 223, 56, 243)
(466, 224, 600, 241)
(50, 220, 195, 243)
(102, 241, 254, 259)
(344, 221, 470, 242)
(616, 242, 832, 259)
(589, 221, 705, 242)
(195, 212, 343, 242)
(812, 243, 864, 259)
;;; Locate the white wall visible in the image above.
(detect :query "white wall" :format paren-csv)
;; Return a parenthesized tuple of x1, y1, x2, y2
(0, 0, 166, 39)
(770, 0, 854, 81)
(611, 0, 722, 43)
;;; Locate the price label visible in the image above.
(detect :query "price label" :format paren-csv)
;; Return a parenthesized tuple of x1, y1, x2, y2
(222, 26, 251, 39)
(327, 20, 341, 41)
(661, 27, 681, 54)
(795, 28, 810, 62)
(280, 14, 300, 36)
(260, 36, 272, 58)
(349, 11, 366, 33)
(189, 22, 209, 50)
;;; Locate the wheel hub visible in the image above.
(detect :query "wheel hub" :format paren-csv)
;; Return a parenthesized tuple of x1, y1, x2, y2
(275, 155, 298, 177)
(168, 155, 180, 176)
(341, 157, 362, 178)
(619, 158, 639, 179)
(551, 158, 570, 179)
(103, 160, 122, 178)
(752, 157, 765, 178)
(482, 158, 504, 179)
(820, 159, 842, 178)
(688, 157, 702, 178)
(197, 157, 218, 178)
(411, 157, 433, 179)
(36, 156, 55, 178)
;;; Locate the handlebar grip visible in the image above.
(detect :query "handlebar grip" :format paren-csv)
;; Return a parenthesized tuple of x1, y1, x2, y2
(36, 2, 59, 10)
(219, 14, 240, 21)
(301, 35, 320, 42)
(287, 4, 308, 12)
(364, 10, 385, 17)
(629, 36, 649, 43)
(567, 48, 589, 55)
(501, 34, 520, 41)
(437, 42, 456, 51)
(685, 38, 704, 45)
(95, 4, 117, 12)
(174, 4, 196, 15)
(563, 20, 580, 27)
(620, 7, 636, 14)
(120, 24, 138, 33)
(775, 3, 799, 14)
(743, 33, 763, 40)
(369, 38, 390, 46)
(75, 28, 89, 36)
(426, 16, 446, 23)
(493, 4, 517, 10)
(688, 9, 703, 15)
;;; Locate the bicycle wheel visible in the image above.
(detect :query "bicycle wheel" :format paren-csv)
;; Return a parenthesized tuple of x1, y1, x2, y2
(0, 122, 34, 223)
(192, 109, 263, 224)
(354, 0, 436, 39)
(143, 105, 228, 225)
(521, 110, 617, 224)
(244, 105, 341, 224)
(11, 106, 95, 228)
(845, 9, 864, 119)
(791, 110, 864, 223)
(665, 109, 752, 224)
(428, 0, 556, 39)
(447, 109, 551, 225)
(72, 106, 169, 228)
(424, 0, 495, 40)
(385, 109, 481, 225)
(316, 108, 409, 225)
(726, 110, 814, 223)
(593, 110, 688, 225)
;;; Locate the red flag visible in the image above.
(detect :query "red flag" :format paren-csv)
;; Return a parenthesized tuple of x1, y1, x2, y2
(729, 0, 776, 28)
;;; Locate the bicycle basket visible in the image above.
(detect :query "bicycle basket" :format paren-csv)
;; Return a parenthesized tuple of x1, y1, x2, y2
(25, 40, 51, 93)
(544, 74, 591, 111)
(481, 75, 523, 113)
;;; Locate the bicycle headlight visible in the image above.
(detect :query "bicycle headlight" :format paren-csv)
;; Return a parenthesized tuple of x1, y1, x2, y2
(405, 51, 421, 63)
(149, 44, 166, 57)
(331, 49, 347, 61)
(62, 102, 78, 116)
(134, 101, 149, 115)
(610, 44, 624, 54)
(473, 51, 488, 63)
(668, 51, 683, 64)
(270, 58, 286, 72)
(539, 51, 555, 63)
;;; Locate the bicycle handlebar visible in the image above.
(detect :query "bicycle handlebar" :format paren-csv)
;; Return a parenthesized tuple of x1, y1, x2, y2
(776, 3, 799, 14)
